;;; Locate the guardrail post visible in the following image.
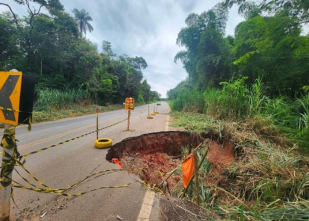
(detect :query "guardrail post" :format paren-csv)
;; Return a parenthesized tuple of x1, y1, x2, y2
(0, 124, 15, 221)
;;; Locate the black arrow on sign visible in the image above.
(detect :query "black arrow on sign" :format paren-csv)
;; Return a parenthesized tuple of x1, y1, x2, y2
(0, 75, 20, 121)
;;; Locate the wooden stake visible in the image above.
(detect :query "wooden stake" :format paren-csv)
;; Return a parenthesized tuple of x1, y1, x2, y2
(127, 110, 131, 131)
(193, 150, 200, 205)
(180, 145, 209, 198)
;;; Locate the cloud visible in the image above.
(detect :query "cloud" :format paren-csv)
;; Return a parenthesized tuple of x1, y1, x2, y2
(1, 0, 244, 97)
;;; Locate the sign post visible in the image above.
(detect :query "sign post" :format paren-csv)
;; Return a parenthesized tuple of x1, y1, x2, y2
(127, 110, 131, 131)
(0, 124, 15, 221)
(0, 70, 35, 221)
(0, 69, 19, 221)
(124, 97, 134, 131)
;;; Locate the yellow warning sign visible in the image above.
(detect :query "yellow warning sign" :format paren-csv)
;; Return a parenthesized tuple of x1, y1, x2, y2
(125, 97, 134, 110)
(0, 72, 22, 125)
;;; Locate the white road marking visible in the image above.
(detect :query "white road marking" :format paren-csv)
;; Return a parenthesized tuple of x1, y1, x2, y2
(136, 113, 170, 220)
(137, 190, 155, 221)
(165, 115, 169, 131)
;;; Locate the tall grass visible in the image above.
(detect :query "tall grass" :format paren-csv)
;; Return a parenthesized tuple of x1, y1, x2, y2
(35, 89, 90, 111)
(172, 88, 205, 113)
(297, 94, 309, 147)
(170, 77, 309, 150)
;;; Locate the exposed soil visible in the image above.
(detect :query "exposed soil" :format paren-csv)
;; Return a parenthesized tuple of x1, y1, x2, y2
(107, 131, 206, 191)
(106, 131, 237, 220)
(205, 140, 235, 186)
(106, 131, 235, 192)
(106, 131, 206, 160)
(120, 152, 181, 187)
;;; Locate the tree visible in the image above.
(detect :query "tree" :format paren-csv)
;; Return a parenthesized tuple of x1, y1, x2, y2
(128, 56, 148, 70)
(102, 40, 116, 57)
(72, 8, 93, 37)
(0, 0, 64, 32)
(225, 0, 309, 25)
(233, 12, 309, 96)
(0, 1, 160, 105)
(0, 13, 25, 71)
(175, 3, 231, 88)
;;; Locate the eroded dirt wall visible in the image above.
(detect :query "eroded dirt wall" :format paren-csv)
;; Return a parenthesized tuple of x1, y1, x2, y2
(106, 131, 217, 160)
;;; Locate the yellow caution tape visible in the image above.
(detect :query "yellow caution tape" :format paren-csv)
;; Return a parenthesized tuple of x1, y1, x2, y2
(1, 108, 165, 200)
(12, 181, 137, 197)
(12, 178, 162, 197)
(10, 161, 135, 197)
(0, 106, 32, 114)
(0, 127, 18, 188)
(15, 162, 123, 193)
(23, 118, 127, 157)
(6, 157, 131, 197)
(139, 180, 164, 194)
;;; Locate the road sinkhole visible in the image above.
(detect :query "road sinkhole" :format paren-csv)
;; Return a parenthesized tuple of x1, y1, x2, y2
(106, 131, 234, 193)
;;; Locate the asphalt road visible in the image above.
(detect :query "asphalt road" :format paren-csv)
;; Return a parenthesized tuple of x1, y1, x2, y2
(0, 102, 171, 220)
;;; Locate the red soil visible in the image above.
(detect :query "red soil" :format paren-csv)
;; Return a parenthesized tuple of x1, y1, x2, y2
(206, 141, 235, 186)
(120, 152, 181, 190)
(107, 131, 235, 192)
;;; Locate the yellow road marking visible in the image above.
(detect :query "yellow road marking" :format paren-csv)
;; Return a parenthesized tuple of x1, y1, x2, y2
(18, 116, 122, 151)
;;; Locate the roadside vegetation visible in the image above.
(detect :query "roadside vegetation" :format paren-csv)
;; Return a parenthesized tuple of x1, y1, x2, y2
(168, 0, 309, 220)
(32, 88, 157, 123)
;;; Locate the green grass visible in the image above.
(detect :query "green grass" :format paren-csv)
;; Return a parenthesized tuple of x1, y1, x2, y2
(31, 89, 126, 123)
(32, 104, 124, 123)
(170, 111, 309, 220)
(169, 77, 309, 152)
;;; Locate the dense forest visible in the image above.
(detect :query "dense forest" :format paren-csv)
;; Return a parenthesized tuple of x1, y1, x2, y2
(0, 0, 160, 107)
(168, 0, 309, 148)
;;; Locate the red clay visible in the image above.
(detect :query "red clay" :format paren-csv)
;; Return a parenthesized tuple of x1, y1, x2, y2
(107, 131, 235, 191)
(206, 141, 235, 185)
(120, 152, 181, 189)
(207, 141, 234, 166)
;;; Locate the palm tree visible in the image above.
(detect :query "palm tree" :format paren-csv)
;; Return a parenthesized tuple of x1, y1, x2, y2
(72, 8, 94, 37)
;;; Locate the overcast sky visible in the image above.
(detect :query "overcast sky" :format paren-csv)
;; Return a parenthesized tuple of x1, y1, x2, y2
(2, 0, 244, 97)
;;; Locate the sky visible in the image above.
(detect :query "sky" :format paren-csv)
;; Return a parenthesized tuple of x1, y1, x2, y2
(1, 0, 244, 97)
